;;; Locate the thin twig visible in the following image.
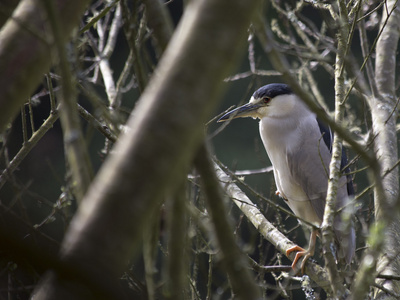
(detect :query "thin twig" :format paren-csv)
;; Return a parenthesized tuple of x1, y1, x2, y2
(46, 74, 57, 113)
(0, 109, 60, 190)
(248, 256, 292, 273)
(79, 0, 120, 34)
(20, 105, 28, 144)
(356, 1, 385, 22)
(77, 104, 117, 143)
(28, 98, 36, 133)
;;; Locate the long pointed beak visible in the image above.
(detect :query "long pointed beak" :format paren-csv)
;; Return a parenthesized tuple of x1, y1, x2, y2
(217, 102, 261, 122)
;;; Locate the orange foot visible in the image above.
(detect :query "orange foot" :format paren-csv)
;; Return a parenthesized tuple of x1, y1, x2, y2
(286, 245, 312, 274)
(286, 230, 318, 274)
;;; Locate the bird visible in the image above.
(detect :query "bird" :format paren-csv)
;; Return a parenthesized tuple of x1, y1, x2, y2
(218, 83, 355, 272)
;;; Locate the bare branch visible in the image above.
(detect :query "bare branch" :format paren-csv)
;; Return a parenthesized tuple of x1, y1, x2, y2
(320, 1, 349, 295)
(31, 0, 262, 298)
(213, 162, 336, 296)
(0, 109, 59, 190)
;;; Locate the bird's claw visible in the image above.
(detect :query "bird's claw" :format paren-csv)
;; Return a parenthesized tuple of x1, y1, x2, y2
(286, 245, 311, 274)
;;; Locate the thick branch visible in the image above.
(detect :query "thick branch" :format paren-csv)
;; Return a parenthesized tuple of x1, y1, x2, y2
(373, 0, 400, 298)
(143, 0, 174, 56)
(372, 0, 400, 217)
(32, 0, 262, 298)
(164, 178, 188, 300)
(352, 1, 400, 299)
(0, 0, 91, 132)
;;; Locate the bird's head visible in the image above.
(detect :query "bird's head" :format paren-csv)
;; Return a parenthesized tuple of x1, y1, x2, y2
(218, 83, 298, 122)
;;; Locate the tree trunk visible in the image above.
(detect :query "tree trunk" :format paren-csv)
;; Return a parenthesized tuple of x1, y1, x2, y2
(373, 1, 400, 298)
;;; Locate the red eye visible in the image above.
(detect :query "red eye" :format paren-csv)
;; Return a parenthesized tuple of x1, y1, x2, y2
(263, 97, 271, 104)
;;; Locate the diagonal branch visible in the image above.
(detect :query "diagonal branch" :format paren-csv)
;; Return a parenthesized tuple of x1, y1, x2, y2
(213, 162, 337, 296)
(31, 0, 263, 298)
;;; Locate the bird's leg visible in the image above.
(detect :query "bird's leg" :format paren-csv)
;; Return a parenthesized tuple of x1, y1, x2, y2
(286, 230, 318, 273)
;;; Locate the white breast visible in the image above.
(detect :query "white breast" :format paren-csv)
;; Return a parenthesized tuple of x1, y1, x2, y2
(259, 114, 323, 225)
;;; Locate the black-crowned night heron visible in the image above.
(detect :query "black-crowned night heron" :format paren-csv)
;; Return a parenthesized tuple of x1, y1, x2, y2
(218, 83, 355, 272)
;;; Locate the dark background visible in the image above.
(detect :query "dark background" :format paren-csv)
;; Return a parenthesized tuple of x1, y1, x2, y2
(0, 0, 383, 298)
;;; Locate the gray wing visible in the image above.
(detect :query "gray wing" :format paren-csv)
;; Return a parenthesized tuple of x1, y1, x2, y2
(286, 131, 331, 223)
(287, 119, 355, 263)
